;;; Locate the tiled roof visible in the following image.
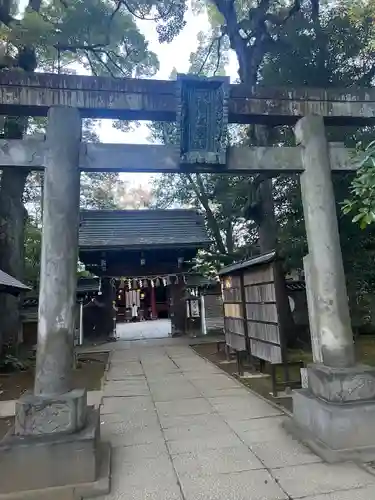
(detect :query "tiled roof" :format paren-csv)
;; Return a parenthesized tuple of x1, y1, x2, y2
(79, 209, 211, 249)
(218, 251, 276, 276)
(0, 270, 31, 296)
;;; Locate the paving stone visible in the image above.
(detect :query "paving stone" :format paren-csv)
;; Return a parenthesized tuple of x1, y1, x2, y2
(234, 418, 289, 445)
(176, 361, 216, 371)
(112, 442, 169, 462)
(149, 384, 202, 402)
(145, 373, 186, 383)
(103, 380, 150, 397)
(198, 387, 250, 398)
(167, 432, 244, 455)
(250, 437, 322, 468)
(144, 364, 179, 370)
(208, 395, 275, 412)
(300, 485, 375, 500)
(179, 469, 287, 500)
(226, 415, 286, 434)
(91, 341, 375, 500)
(172, 445, 264, 476)
(219, 404, 283, 421)
(155, 398, 213, 419)
(159, 412, 229, 430)
(164, 420, 230, 441)
(101, 420, 164, 447)
(110, 354, 140, 364)
(101, 396, 154, 415)
(272, 462, 375, 499)
(100, 412, 129, 424)
(106, 362, 144, 378)
(143, 366, 181, 376)
(111, 455, 176, 486)
(100, 411, 158, 427)
(98, 482, 183, 500)
(181, 367, 223, 376)
(184, 372, 235, 382)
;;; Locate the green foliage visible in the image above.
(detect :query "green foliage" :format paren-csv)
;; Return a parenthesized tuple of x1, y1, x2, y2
(342, 142, 375, 229)
(24, 218, 42, 285)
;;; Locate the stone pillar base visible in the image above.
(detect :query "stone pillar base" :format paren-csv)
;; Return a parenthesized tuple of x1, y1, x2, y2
(15, 389, 87, 436)
(285, 363, 375, 462)
(0, 407, 111, 498)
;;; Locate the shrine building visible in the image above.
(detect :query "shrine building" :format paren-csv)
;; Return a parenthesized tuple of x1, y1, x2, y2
(78, 208, 211, 336)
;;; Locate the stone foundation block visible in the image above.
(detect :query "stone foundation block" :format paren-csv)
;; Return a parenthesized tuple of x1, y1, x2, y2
(15, 388, 87, 436)
(0, 407, 99, 494)
(287, 388, 375, 462)
(307, 363, 375, 403)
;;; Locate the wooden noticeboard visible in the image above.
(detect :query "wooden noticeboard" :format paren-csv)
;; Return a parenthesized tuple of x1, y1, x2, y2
(219, 251, 292, 365)
(221, 275, 247, 352)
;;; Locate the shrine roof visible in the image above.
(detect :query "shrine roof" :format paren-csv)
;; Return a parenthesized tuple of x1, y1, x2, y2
(218, 251, 277, 276)
(79, 209, 211, 250)
(0, 269, 31, 296)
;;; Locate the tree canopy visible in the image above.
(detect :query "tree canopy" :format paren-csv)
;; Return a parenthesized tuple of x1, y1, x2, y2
(0, 0, 178, 348)
(150, 0, 375, 325)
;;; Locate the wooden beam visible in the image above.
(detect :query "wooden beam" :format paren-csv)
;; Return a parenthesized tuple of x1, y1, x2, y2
(0, 140, 356, 173)
(0, 72, 375, 125)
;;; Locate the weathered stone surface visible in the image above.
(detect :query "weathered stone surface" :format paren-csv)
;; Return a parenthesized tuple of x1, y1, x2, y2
(178, 469, 286, 500)
(296, 115, 355, 368)
(14, 389, 87, 436)
(0, 408, 100, 494)
(34, 106, 81, 396)
(0, 442, 110, 500)
(291, 389, 375, 457)
(1, 71, 375, 125)
(0, 139, 359, 174)
(307, 363, 375, 402)
(172, 445, 264, 476)
(176, 75, 229, 165)
(249, 435, 321, 468)
(272, 462, 375, 499)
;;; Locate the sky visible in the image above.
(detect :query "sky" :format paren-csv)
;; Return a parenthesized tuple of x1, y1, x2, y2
(17, 0, 239, 188)
(96, 6, 238, 189)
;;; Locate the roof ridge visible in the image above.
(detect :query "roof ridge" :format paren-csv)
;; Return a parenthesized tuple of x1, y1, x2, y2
(80, 208, 199, 214)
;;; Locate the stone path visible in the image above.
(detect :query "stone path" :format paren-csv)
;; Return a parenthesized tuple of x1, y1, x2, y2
(116, 319, 171, 341)
(96, 343, 375, 500)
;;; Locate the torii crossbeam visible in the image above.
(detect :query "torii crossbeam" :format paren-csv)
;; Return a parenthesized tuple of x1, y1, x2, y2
(0, 71, 375, 125)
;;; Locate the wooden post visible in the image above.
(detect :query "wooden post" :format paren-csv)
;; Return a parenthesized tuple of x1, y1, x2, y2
(150, 285, 157, 320)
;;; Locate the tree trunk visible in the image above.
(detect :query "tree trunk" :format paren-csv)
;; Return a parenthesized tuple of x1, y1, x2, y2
(0, 168, 28, 349)
(0, 1, 39, 352)
(257, 177, 277, 253)
(186, 173, 227, 254)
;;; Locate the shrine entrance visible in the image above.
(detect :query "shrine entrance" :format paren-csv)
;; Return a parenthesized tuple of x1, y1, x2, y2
(78, 208, 210, 338)
(1, 70, 375, 496)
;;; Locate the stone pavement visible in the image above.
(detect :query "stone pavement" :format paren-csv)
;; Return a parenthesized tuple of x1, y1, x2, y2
(116, 319, 171, 341)
(95, 343, 375, 500)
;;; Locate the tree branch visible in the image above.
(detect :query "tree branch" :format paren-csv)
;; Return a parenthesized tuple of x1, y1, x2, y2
(85, 52, 98, 76)
(91, 50, 116, 77)
(116, 0, 173, 22)
(186, 173, 227, 254)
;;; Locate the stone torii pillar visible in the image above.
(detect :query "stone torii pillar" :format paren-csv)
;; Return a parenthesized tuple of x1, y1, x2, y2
(287, 115, 375, 462)
(34, 106, 82, 395)
(0, 107, 108, 497)
(297, 116, 355, 368)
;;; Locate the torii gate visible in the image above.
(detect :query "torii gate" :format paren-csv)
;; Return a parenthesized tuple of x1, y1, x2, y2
(0, 71, 375, 497)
